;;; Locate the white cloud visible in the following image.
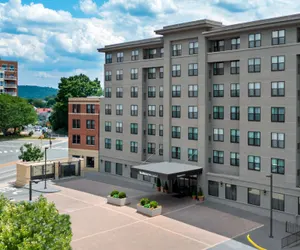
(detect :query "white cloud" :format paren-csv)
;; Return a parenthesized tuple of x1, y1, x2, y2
(34, 72, 55, 79)
(79, 0, 98, 14)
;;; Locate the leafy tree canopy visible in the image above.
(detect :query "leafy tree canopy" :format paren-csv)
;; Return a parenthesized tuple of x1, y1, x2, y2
(19, 143, 44, 162)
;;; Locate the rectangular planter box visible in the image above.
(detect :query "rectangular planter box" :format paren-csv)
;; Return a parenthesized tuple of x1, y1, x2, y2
(137, 204, 162, 217)
(107, 196, 129, 206)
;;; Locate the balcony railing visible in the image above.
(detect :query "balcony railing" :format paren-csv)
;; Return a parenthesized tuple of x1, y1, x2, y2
(4, 84, 17, 88)
(4, 76, 17, 80)
(5, 92, 17, 96)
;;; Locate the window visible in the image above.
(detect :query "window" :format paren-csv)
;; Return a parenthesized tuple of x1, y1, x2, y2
(213, 128, 224, 142)
(213, 84, 224, 97)
(159, 124, 163, 136)
(105, 121, 111, 132)
(160, 48, 164, 57)
(116, 87, 123, 98)
(130, 141, 138, 153)
(213, 150, 224, 164)
(230, 83, 240, 97)
(188, 85, 198, 97)
(148, 48, 157, 59)
(272, 30, 285, 45)
(248, 131, 261, 146)
(72, 104, 80, 113)
(105, 138, 111, 149)
(230, 129, 240, 143)
(271, 158, 285, 174)
(117, 52, 123, 62)
(248, 188, 260, 206)
(148, 143, 156, 154)
(271, 132, 285, 148)
(249, 33, 261, 48)
(143, 175, 151, 182)
(172, 65, 181, 77)
(86, 104, 95, 114)
(131, 68, 138, 79)
(188, 149, 198, 162)
(131, 86, 138, 98)
(116, 163, 123, 176)
(86, 136, 95, 145)
(72, 119, 80, 129)
(225, 184, 237, 201)
(105, 161, 111, 173)
(231, 38, 240, 50)
(130, 105, 138, 116)
(72, 135, 80, 144)
(213, 40, 224, 51)
(248, 82, 261, 97)
(116, 104, 123, 115)
(271, 107, 285, 122)
(272, 193, 285, 211)
(148, 105, 156, 116)
(188, 106, 198, 119)
(148, 124, 156, 136)
(159, 144, 163, 155)
(116, 139, 123, 151)
(105, 71, 112, 81)
(159, 105, 163, 117)
(248, 155, 261, 171)
(213, 62, 224, 75)
(159, 86, 163, 98)
(86, 157, 95, 168)
(230, 106, 240, 120)
(188, 63, 198, 76)
(105, 53, 112, 64)
(248, 107, 261, 121)
(105, 87, 112, 98)
(213, 106, 224, 119)
(105, 104, 112, 115)
(130, 123, 138, 135)
(131, 50, 139, 60)
(148, 86, 156, 98)
(116, 121, 123, 133)
(208, 181, 219, 197)
(271, 56, 285, 71)
(172, 105, 181, 118)
(115, 69, 123, 80)
(189, 41, 198, 54)
(159, 67, 164, 78)
(188, 127, 198, 140)
(172, 85, 181, 97)
(172, 126, 181, 139)
(230, 61, 240, 74)
(248, 58, 261, 73)
(271, 81, 285, 96)
(86, 120, 95, 129)
(172, 44, 182, 56)
(230, 152, 240, 166)
(148, 68, 156, 79)
(172, 147, 181, 159)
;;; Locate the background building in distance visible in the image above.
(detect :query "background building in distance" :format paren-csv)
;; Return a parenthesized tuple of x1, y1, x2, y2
(0, 59, 18, 96)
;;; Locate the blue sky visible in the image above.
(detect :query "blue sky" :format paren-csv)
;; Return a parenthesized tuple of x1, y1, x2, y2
(1, 0, 300, 89)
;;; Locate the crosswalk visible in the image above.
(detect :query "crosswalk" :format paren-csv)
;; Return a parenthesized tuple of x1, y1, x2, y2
(0, 149, 19, 154)
(0, 147, 68, 155)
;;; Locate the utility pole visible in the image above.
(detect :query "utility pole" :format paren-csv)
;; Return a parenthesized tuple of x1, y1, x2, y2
(44, 147, 49, 189)
(266, 174, 273, 238)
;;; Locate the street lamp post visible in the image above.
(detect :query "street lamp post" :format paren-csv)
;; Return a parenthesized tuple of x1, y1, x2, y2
(44, 147, 49, 189)
(266, 174, 273, 238)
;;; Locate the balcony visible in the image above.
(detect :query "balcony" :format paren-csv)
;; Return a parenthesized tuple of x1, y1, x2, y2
(4, 76, 17, 81)
(4, 83, 17, 88)
(5, 91, 17, 96)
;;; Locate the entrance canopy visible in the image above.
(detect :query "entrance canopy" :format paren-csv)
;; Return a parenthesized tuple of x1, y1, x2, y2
(131, 162, 203, 180)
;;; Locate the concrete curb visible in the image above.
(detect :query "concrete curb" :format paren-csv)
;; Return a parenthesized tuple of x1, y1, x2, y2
(23, 181, 61, 194)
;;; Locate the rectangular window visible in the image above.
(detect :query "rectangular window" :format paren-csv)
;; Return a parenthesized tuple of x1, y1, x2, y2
(248, 58, 261, 73)
(213, 150, 224, 164)
(130, 141, 138, 153)
(116, 52, 124, 62)
(230, 61, 240, 74)
(213, 62, 224, 75)
(230, 83, 240, 97)
(105, 53, 112, 64)
(172, 105, 181, 118)
(272, 193, 285, 211)
(172, 65, 181, 77)
(213, 40, 224, 52)
(148, 68, 156, 79)
(230, 129, 240, 143)
(248, 82, 261, 97)
(105, 71, 112, 81)
(72, 135, 80, 144)
(271, 158, 285, 174)
(148, 143, 156, 154)
(143, 175, 151, 182)
(160, 48, 164, 57)
(86, 136, 95, 145)
(86, 157, 94, 168)
(105, 121, 111, 132)
(148, 105, 156, 116)
(131, 86, 138, 98)
(105, 104, 112, 115)
(188, 127, 198, 141)
(271, 56, 285, 71)
(230, 106, 240, 120)
(116, 139, 123, 151)
(116, 87, 123, 98)
(213, 84, 224, 97)
(86, 120, 95, 129)
(272, 30, 285, 45)
(131, 50, 139, 61)
(271, 132, 285, 148)
(105, 138, 111, 149)
(213, 106, 224, 119)
(213, 128, 224, 142)
(248, 188, 260, 206)
(188, 106, 198, 119)
(172, 146, 181, 159)
(159, 86, 163, 98)
(116, 163, 123, 176)
(188, 148, 198, 162)
(249, 33, 261, 48)
(188, 63, 198, 76)
(172, 126, 181, 139)
(130, 123, 138, 135)
(248, 155, 261, 171)
(105, 161, 111, 173)
(172, 44, 182, 56)
(188, 85, 198, 97)
(148, 48, 157, 59)
(72, 119, 80, 129)
(116, 104, 123, 115)
(271, 81, 285, 97)
(225, 184, 237, 201)
(72, 104, 80, 113)
(231, 37, 240, 50)
(159, 105, 163, 117)
(116, 70, 123, 80)
(172, 85, 181, 97)
(148, 86, 156, 98)
(271, 107, 285, 122)
(130, 105, 138, 116)
(189, 41, 198, 54)
(116, 121, 123, 133)
(105, 87, 112, 98)
(131, 68, 138, 79)
(248, 107, 261, 121)
(208, 181, 219, 197)
(230, 152, 240, 166)
(86, 104, 95, 114)
(159, 67, 164, 78)
(148, 124, 156, 136)
(248, 131, 261, 146)
(159, 124, 163, 136)
(159, 144, 163, 156)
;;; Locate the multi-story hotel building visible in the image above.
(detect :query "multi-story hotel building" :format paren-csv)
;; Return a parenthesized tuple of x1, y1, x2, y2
(98, 14, 300, 222)
(0, 59, 18, 96)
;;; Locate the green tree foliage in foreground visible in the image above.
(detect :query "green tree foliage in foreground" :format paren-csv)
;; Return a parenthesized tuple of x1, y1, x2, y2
(0, 195, 72, 250)
(0, 94, 37, 135)
(19, 143, 44, 162)
(50, 74, 102, 132)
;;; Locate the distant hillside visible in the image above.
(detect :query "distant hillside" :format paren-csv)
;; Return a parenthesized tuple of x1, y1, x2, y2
(18, 85, 58, 99)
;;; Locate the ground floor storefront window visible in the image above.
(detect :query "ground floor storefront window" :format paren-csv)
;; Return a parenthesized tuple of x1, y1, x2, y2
(208, 180, 219, 197)
(225, 184, 237, 201)
(247, 188, 260, 206)
(272, 193, 284, 211)
(116, 163, 123, 176)
(105, 161, 111, 173)
(86, 157, 95, 168)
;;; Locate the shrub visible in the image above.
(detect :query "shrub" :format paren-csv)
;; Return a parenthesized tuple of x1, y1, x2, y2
(198, 187, 203, 196)
(150, 201, 158, 209)
(140, 198, 150, 206)
(110, 190, 119, 197)
(113, 194, 119, 198)
(144, 203, 151, 208)
(118, 192, 126, 199)
(156, 178, 161, 187)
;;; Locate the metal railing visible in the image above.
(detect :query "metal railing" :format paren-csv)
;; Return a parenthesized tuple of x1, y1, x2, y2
(282, 231, 300, 248)
(286, 221, 300, 234)
(4, 76, 17, 80)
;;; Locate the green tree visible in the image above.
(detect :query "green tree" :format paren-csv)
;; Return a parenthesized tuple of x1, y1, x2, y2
(19, 143, 44, 162)
(0, 195, 72, 250)
(50, 74, 102, 132)
(0, 94, 37, 135)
